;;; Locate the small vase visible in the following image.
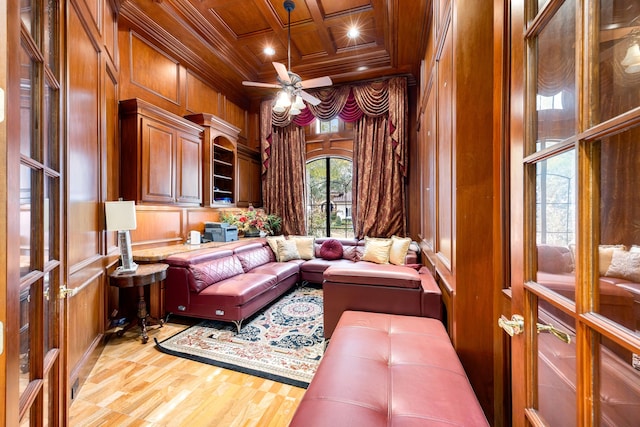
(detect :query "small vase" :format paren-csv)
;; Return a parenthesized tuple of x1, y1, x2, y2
(244, 226, 261, 238)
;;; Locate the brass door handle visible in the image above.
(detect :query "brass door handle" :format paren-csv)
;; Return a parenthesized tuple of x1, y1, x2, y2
(537, 322, 571, 344)
(498, 314, 524, 337)
(499, 314, 571, 344)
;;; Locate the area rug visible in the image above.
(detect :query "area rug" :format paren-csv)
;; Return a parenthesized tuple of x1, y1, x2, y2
(155, 286, 324, 388)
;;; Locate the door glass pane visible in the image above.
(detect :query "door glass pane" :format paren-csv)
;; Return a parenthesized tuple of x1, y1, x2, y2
(597, 126, 640, 336)
(20, 165, 35, 277)
(19, 285, 31, 396)
(537, 307, 577, 426)
(307, 158, 327, 237)
(20, 0, 33, 33)
(45, 175, 58, 262)
(598, 333, 640, 426)
(536, 150, 576, 300)
(45, 0, 57, 72)
(535, 0, 576, 150)
(594, 0, 640, 124)
(44, 81, 59, 170)
(329, 158, 353, 238)
(20, 44, 34, 158)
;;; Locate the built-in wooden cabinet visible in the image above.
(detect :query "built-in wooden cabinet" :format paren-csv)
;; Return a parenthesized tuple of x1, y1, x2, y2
(120, 99, 204, 205)
(236, 144, 262, 207)
(185, 113, 241, 207)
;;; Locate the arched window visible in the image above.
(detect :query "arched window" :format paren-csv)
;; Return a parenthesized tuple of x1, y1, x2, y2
(306, 157, 353, 238)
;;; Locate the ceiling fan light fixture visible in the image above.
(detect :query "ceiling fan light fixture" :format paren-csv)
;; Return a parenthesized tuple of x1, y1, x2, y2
(292, 94, 306, 110)
(622, 41, 640, 74)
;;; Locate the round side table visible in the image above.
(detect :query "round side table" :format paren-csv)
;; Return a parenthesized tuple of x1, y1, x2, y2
(108, 263, 169, 343)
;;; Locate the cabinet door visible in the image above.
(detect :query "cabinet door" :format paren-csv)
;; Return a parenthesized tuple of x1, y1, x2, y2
(141, 117, 175, 203)
(176, 131, 202, 205)
(236, 151, 261, 207)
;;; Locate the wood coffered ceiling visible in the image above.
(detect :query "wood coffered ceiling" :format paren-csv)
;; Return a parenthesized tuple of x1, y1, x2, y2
(119, 0, 431, 108)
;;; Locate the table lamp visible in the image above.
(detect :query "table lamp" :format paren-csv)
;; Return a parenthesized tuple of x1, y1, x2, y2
(105, 200, 138, 272)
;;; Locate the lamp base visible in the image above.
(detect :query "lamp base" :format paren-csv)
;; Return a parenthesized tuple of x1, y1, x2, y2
(115, 262, 139, 274)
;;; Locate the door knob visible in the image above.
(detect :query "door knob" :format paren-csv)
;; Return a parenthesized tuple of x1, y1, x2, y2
(498, 314, 524, 337)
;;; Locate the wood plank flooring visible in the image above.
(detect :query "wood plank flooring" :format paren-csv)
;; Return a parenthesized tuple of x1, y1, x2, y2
(69, 319, 306, 426)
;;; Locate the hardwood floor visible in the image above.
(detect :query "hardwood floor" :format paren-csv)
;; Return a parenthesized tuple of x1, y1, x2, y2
(69, 319, 306, 426)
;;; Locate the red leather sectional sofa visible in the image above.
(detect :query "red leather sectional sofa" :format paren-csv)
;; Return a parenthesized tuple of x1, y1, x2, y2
(163, 237, 440, 333)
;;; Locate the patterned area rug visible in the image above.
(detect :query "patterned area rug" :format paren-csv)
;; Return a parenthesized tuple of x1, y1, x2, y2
(155, 286, 324, 388)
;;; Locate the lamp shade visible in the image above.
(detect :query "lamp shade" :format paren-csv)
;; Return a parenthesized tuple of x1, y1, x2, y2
(105, 200, 137, 231)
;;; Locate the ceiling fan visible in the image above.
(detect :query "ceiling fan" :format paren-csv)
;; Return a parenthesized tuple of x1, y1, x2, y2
(242, 0, 332, 112)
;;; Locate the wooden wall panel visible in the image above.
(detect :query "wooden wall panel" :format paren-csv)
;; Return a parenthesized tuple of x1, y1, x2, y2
(67, 6, 101, 269)
(224, 98, 247, 140)
(131, 208, 183, 247)
(437, 24, 453, 270)
(129, 32, 180, 104)
(186, 71, 220, 115)
(83, 0, 101, 32)
(185, 210, 221, 234)
(67, 273, 103, 381)
(103, 0, 118, 67)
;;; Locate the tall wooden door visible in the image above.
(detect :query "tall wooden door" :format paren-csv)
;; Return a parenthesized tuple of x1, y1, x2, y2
(505, 1, 640, 425)
(4, 0, 66, 424)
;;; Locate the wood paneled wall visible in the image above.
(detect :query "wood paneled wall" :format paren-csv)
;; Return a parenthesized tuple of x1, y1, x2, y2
(117, 24, 256, 146)
(66, 0, 120, 398)
(408, 0, 508, 424)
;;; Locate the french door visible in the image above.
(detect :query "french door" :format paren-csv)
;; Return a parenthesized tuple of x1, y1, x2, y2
(6, 0, 65, 424)
(507, 0, 640, 425)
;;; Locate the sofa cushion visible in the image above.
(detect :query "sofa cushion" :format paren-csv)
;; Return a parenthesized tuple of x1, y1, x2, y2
(198, 272, 278, 306)
(235, 245, 276, 272)
(389, 235, 411, 266)
(189, 255, 244, 293)
(319, 239, 344, 260)
(537, 245, 573, 274)
(361, 237, 393, 264)
(324, 263, 421, 289)
(599, 244, 626, 275)
(277, 239, 301, 262)
(605, 250, 640, 282)
(249, 261, 300, 283)
(342, 245, 363, 262)
(266, 235, 286, 257)
(290, 235, 316, 260)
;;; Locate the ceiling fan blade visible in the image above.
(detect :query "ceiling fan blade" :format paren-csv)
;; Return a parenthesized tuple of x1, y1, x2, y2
(242, 81, 281, 89)
(299, 90, 322, 106)
(299, 76, 332, 89)
(272, 62, 291, 84)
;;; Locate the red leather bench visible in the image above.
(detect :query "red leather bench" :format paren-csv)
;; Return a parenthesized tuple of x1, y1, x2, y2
(290, 311, 488, 427)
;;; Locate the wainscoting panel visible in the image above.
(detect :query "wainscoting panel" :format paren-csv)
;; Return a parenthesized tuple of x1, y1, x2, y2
(186, 71, 220, 116)
(129, 32, 181, 104)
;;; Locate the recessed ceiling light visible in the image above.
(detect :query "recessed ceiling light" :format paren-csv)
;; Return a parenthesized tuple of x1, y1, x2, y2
(264, 47, 275, 55)
(357, 66, 368, 71)
(347, 27, 360, 39)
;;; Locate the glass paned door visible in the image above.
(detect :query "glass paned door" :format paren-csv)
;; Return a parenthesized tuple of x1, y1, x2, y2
(511, 0, 640, 425)
(14, 0, 63, 425)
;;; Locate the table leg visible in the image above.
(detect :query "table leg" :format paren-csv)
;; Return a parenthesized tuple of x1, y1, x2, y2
(136, 286, 149, 343)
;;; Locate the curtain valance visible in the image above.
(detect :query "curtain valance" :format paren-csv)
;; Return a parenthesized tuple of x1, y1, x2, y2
(262, 77, 407, 176)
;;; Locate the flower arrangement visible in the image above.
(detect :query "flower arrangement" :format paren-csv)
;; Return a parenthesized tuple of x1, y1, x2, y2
(220, 206, 282, 236)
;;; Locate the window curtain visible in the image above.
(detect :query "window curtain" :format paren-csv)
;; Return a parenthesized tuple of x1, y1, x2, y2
(261, 77, 407, 238)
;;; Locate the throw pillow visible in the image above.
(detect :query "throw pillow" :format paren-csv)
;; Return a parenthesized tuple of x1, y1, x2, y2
(537, 245, 573, 274)
(276, 239, 301, 262)
(343, 245, 363, 262)
(361, 237, 393, 264)
(605, 250, 640, 282)
(389, 235, 412, 265)
(319, 239, 344, 260)
(289, 235, 316, 260)
(599, 244, 626, 275)
(266, 235, 286, 259)
(630, 245, 640, 253)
